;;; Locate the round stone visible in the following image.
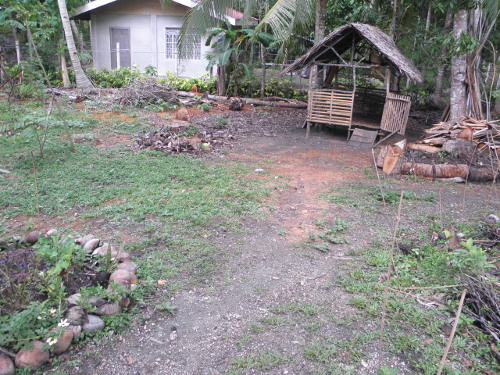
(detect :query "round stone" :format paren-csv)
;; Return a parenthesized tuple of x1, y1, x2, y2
(15, 341, 50, 370)
(109, 270, 138, 287)
(116, 251, 131, 262)
(67, 293, 82, 305)
(25, 231, 39, 244)
(0, 354, 14, 375)
(83, 238, 100, 254)
(65, 306, 87, 326)
(82, 315, 105, 332)
(116, 261, 137, 274)
(68, 325, 82, 337)
(88, 297, 108, 307)
(94, 303, 122, 316)
(76, 234, 95, 247)
(51, 328, 74, 354)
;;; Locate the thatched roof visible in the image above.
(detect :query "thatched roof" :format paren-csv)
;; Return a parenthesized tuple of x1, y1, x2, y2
(281, 23, 423, 83)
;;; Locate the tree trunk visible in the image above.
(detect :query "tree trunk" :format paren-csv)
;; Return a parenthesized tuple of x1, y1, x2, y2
(57, 0, 93, 91)
(11, 26, 22, 65)
(312, 0, 328, 89)
(419, 4, 432, 81)
(260, 0, 268, 98)
(217, 65, 226, 96)
(449, 10, 468, 121)
(433, 7, 453, 100)
(0, 44, 5, 83)
(70, 20, 86, 54)
(390, 0, 397, 38)
(60, 38, 71, 88)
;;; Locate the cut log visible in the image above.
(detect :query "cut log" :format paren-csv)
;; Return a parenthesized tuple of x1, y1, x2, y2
(401, 162, 496, 181)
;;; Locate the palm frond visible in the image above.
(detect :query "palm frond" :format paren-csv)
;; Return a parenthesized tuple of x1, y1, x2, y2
(177, 0, 257, 59)
(254, 0, 316, 43)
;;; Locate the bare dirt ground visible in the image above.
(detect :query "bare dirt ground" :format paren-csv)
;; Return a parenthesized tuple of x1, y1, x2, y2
(57, 107, 498, 375)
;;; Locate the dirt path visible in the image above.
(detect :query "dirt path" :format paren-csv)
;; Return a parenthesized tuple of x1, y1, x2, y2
(65, 120, 406, 375)
(62, 109, 498, 374)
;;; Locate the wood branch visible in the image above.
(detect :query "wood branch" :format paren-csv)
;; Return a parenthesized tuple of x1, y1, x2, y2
(176, 91, 307, 108)
(418, 118, 500, 153)
(0, 346, 16, 358)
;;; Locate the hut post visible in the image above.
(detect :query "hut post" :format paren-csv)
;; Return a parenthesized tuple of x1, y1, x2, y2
(386, 68, 391, 96)
(353, 67, 357, 91)
(306, 63, 315, 138)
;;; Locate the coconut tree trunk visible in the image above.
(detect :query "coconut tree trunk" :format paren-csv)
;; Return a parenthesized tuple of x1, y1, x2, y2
(449, 10, 468, 121)
(57, 0, 93, 90)
(312, 0, 328, 89)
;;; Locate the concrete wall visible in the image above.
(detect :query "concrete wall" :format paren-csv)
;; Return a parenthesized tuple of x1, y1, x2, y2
(89, 1, 210, 77)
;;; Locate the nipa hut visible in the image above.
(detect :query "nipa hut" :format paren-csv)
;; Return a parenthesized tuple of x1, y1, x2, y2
(281, 23, 423, 144)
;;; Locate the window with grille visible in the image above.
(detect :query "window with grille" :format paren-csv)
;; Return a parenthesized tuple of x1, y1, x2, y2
(166, 29, 179, 59)
(166, 29, 201, 60)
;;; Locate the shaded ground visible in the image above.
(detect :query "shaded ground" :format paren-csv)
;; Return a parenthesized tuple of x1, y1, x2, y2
(51, 107, 498, 374)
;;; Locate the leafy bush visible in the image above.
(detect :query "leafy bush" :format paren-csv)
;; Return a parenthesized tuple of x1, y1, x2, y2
(87, 67, 141, 88)
(231, 77, 306, 100)
(163, 71, 217, 93)
(0, 302, 60, 350)
(34, 234, 86, 278)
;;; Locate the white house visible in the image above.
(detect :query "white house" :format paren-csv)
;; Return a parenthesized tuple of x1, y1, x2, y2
(72, 0, 247, 77)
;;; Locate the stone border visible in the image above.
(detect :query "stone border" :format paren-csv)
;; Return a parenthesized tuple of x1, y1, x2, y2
(0, 229, 139, 374)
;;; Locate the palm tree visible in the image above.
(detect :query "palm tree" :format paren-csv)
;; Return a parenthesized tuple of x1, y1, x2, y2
(56, 0, 93, 90)
(176, 0, 328, 91)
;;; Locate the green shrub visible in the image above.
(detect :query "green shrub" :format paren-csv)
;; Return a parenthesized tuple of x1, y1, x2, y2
(87, 67, 141, 88)
(229, 77, 306, 100)
(163, 71, 217, 93)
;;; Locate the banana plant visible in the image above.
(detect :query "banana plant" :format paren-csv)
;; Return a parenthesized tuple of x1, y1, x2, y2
(205, 18, 274, 96)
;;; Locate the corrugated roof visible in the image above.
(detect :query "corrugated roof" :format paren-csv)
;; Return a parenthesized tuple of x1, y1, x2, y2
(72, 0, 248, 24)
(281, 23, 423, 83)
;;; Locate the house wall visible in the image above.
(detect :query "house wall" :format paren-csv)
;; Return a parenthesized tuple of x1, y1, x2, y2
(90, 0, 211, 78)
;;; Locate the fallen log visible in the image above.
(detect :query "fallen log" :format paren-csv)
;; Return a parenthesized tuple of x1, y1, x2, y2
(401, 162, 497, 181)
(176, 91, 307, 109)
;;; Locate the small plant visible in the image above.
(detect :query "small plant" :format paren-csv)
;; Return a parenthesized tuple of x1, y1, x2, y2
(34, 233, 86, 279)
(213, 115, 229, 129)
(377, 366, 399, 375)
(348, 296, 367, 309)
(143, 65, 158, 77)
(155, 302, 178, 315)
(195, 102, 211, 112)
(178, 124, 200, 138)
(437, 151, 447, 163)
(454, 238, 494, 273)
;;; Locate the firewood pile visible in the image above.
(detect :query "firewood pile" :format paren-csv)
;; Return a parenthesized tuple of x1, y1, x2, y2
(136, 121, 235, 154)
(416, 117, 500, 152)
(116, 78, 179, 106)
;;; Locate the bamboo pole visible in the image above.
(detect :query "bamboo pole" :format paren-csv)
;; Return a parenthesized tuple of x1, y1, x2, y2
(378, 191, 404, 367)
(436, 289, 467, 375)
